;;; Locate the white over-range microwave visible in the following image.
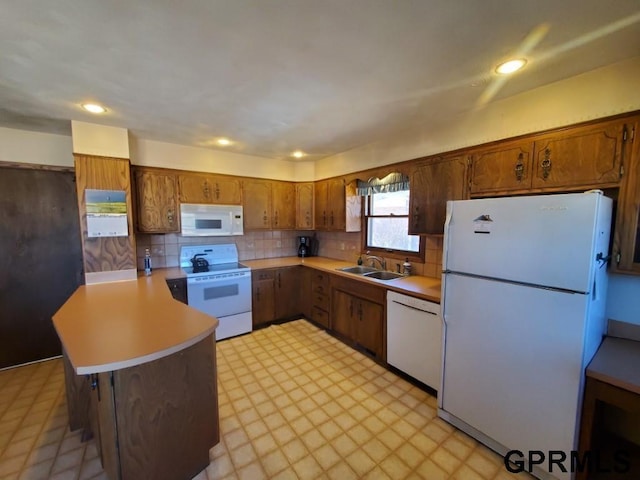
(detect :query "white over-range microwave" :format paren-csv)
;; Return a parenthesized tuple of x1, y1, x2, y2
(180, 203, 244, 236)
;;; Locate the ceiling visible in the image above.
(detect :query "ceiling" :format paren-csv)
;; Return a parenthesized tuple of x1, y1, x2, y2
(1, 1, 639, 162)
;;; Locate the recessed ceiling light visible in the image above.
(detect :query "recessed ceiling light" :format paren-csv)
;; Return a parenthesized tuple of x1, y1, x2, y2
(216, 138, 232, 146)
(495, 59, 527, 75)
(292, 150, 305, 158)
(81, 103, 107, 114)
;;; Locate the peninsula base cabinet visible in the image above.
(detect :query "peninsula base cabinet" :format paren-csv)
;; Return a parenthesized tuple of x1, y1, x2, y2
(66, 336, 219, 480)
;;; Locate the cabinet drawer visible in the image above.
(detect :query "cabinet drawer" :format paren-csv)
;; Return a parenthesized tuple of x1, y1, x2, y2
(253, 270, 275, 281)
(312, 292, 330, 312)
(311, 270, 330, 287)
(311, 306, 330, 328)
(312, 281, 329, 295)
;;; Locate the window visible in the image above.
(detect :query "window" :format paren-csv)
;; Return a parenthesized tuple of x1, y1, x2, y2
(365, 190, 421, 256)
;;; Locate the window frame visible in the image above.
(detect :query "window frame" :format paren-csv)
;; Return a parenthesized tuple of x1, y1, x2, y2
(362, 192, 425, 263)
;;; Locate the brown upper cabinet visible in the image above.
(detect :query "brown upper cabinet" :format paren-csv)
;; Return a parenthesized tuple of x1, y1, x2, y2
(295, 183, 314, 230)
(469, 141, 534, 195)
(531, 119, 627, 190)
(178, 172, 242, 205)
(243, 179, 295, 230)
(133, 167, 180, 233)
(409, 154, 469, 235)
(314, 178, 361, 232)
(612, 116, 640, 274)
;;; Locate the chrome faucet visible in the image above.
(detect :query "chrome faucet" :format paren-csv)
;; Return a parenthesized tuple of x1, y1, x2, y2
(364, 251, 386, 270)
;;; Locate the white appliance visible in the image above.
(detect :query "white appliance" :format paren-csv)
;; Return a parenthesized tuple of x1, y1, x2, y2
(180, 203, 244, 236)
(387, 291, 442, 390)
(180, 244, 252, 340)
(438, 191, 612, 480)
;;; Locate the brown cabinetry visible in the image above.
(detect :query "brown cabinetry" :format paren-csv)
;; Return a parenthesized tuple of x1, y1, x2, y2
(469, 141, 533, 195)
(331, 275, 385, 359)
(178, 172, 241, 204)
(252, 270, 276, 327)
(309, 270, 331, 328)
(314, 178, 361, 231)
(133, 167, 180, 233)
(166, 277, 187, 304)
(251, 266, 301, 327)
(409, 154, 468, 234)
(531, 120, 626, 190)
(612, 117, 640, 273)
(295, 182, 314, 229)
(243, 179, 295, 230)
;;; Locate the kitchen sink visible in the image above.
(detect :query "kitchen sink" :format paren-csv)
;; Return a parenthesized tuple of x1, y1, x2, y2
(363, 271, 404, 281)
(337, 265, 378, 275)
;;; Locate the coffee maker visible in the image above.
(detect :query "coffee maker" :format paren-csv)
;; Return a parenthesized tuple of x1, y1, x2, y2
(297, 236, 312, 257)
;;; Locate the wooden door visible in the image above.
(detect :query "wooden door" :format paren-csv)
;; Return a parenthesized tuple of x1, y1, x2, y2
(409, 155, 468, 235)
(612, 116, 640, 273)
(0, 167, 83, 368)
(272, 181, 296, 229)
(355, 299, 384, 358)
(243, 179, 272, 230)
(327, 178, 346, 230)
(331, 290, 354, 340)
(531, 120, 626, 190)
(134, 168, 179, 232)
(252, 271, 275, 326)
(210, 174, 242, 204)
(295, 183, 314, 229)
(178, 173, 212, 203)
(470, 141, 533, 194)
(314, 180, 329, 230)
(275, 267, 300, 319)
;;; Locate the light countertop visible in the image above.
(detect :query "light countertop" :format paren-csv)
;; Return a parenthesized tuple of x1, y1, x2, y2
(587, 336, 640, 395)
(53, 270, 218, 375)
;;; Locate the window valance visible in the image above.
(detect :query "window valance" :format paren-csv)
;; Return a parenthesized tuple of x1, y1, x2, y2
(356, 172, 409, 196)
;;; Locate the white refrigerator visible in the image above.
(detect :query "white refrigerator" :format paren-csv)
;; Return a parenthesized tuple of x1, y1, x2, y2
(438, 192, 612, 480)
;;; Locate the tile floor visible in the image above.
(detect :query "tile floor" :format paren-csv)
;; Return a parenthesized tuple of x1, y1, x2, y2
(1, 319, 533, 479)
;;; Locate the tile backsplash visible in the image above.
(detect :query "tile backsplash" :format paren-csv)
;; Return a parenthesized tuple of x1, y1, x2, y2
(137, 231, 443, 279)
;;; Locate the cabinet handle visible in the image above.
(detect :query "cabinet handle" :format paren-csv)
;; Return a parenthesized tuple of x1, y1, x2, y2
(215, 183, 220, 199)
(278, 273, 281, 288)
(514, 153, 524, 181)
(274, 211, 279, 226)
(541, 148, 552, 179)
(167, 210, 174, 224)
(263, 211, 268, 224)
(203, 181, 210, 199)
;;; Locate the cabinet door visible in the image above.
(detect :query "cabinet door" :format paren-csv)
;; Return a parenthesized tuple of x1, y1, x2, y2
(212, 175, 242, 204)
(252, 271, 276, 326)
(134, 169, 179, 233)
(355, 299, 384, 359)
(470, 142, 533, 195)
(295, 183, 314, 229)
(314, 180, 329, 230)
(243, 179, 272, 229)
(331, 290, 354, 340)
(299, 267, 313, 320)
(612, 117, 640, 273)
(178, 173, 241, 204)
(275, 267, 300, 319)
(409, 155, 468, 235)
(327, 178, 346, 230)
(531, 121, 625, 189)
(272, 182, 296, 229)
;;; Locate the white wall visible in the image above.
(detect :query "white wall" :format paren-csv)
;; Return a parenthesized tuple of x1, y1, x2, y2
(606, 274, 640, 326)
(129, 136, 305, 181)
(0, 127, 73, 167)
(71, 121, 130, 158)
(315, 56, 640, 179)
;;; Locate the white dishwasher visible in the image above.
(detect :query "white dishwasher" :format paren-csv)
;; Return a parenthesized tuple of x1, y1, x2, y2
(386, 291, 442, 391)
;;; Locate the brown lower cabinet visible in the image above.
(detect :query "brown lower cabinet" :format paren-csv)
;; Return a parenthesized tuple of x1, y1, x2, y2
(65, 336, 219, 480)
(331, 275, 385, 360)
(252, 266, 301, 327)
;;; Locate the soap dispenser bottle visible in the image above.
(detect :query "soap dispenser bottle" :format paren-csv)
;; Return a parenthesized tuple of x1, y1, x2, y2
(402, 258, 412, 276)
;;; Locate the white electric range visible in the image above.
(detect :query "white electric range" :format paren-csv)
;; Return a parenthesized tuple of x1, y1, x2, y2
(180, 244, 252, 340)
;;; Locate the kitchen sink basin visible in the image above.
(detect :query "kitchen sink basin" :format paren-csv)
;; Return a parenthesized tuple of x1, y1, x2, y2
(363, 271, 404, 281)
(337, 265, 378, 275)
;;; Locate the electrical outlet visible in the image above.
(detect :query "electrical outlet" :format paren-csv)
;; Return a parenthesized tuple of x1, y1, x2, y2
(276, 240, 282, 248)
